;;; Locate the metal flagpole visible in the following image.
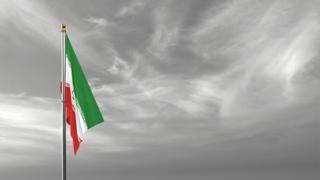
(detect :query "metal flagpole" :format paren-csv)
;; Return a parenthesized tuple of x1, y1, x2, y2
(61, 23, 67, 180)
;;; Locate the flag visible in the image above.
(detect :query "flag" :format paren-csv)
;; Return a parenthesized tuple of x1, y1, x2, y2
(64, 35, 104, 155)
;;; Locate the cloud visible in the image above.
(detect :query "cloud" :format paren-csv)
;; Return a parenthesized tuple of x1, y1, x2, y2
(184, 0, 320, 116)
(108, 55, 131, 76)
(0, 0, 60, 47)
(84, 17, 114, 28)
(147, 6, 180, 58)
(116, 1, 145, 17)
(0, 0, 113, 72)
(0, 93, 135, 166)
(1, 0, 320, 179)
(0, 93, 60, 166)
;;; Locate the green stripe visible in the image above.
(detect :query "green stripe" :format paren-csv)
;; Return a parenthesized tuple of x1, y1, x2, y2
(65, 35, 104, 129)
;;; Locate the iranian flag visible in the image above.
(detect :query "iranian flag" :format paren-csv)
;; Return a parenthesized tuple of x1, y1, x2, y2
(64, 35, 104, 155)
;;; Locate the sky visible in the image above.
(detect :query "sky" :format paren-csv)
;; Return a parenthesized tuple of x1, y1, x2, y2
(0, 0, 319, 180)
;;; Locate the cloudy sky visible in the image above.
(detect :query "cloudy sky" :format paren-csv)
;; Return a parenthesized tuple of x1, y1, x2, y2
(0, 0, 319, 179)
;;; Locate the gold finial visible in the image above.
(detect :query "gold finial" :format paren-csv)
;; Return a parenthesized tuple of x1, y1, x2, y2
(61, 23, 66, 32)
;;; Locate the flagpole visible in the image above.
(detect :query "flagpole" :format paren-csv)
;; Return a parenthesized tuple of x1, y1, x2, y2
(61, 23, 67, 180)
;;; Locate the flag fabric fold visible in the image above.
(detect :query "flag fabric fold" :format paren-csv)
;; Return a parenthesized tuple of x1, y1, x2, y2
(64, 35, 104, 155)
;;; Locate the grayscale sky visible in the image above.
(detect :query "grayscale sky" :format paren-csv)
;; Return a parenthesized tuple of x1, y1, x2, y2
(0, 0, 319, 180)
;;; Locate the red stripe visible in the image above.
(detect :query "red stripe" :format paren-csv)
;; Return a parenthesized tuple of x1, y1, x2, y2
(65, 84, 81, 155)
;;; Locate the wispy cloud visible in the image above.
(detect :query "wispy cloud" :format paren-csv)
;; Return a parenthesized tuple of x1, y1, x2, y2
(186, 0, 320, 116)
(1, 0, 319, 178)
(84, 17, 114, 28)
(0, 0, 60, 47)
(116, 1, 145, 17)
(0, 93, 140, 165)
(0, 93, 60, 166)
(147, 6, 180, 58)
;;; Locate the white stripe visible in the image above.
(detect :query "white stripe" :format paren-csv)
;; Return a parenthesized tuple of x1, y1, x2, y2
(75, 101, 88, 134)
(66, 57, 88, 140)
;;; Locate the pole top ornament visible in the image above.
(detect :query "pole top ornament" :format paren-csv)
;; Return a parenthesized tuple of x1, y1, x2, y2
(61, 24, 66, 32)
